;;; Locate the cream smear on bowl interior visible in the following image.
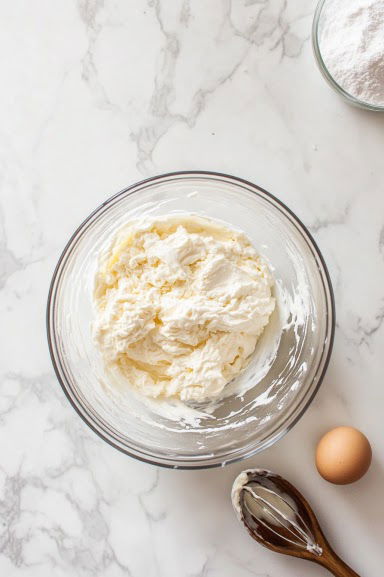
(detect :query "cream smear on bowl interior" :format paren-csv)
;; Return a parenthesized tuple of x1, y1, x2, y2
(91, 212, 303, 427)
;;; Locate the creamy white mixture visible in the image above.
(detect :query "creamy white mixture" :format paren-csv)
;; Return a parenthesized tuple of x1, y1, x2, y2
(93, 214, 275, 403)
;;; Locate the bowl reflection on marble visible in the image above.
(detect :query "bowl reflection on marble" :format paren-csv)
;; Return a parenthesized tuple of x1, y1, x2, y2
(47, 171, 335, 469)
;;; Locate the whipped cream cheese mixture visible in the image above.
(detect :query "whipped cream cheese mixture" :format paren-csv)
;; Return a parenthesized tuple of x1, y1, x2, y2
(93, 214, 275, 403)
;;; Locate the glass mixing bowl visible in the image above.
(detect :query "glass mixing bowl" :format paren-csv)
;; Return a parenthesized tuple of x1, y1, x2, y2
(47, 171, 334, 469)
(312, 0, 384, 112)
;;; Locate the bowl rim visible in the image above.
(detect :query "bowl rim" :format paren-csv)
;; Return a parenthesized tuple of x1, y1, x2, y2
(312, 0, 384, 112)
(47, 170, 335, 469)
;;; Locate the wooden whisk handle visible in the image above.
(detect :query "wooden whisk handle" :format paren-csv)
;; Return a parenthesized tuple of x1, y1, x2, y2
(319, 547, 361, 577)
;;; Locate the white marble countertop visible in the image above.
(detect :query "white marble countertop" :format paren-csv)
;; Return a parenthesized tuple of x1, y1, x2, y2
(1, 1, 384, 575)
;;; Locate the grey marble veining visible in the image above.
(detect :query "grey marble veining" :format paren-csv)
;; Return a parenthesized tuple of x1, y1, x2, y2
(0, 0, 383, 575)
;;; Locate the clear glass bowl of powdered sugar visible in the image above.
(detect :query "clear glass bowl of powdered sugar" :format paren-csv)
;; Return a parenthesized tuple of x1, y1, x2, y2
(47, 172, 335, 469)
(313, 0, 384, 111)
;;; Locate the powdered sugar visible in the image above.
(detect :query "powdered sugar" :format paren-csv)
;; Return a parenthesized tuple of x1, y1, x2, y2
(319, 0, 384, 106)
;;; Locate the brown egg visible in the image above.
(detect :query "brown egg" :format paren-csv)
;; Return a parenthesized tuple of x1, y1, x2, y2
(315, 426, 372, 485)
